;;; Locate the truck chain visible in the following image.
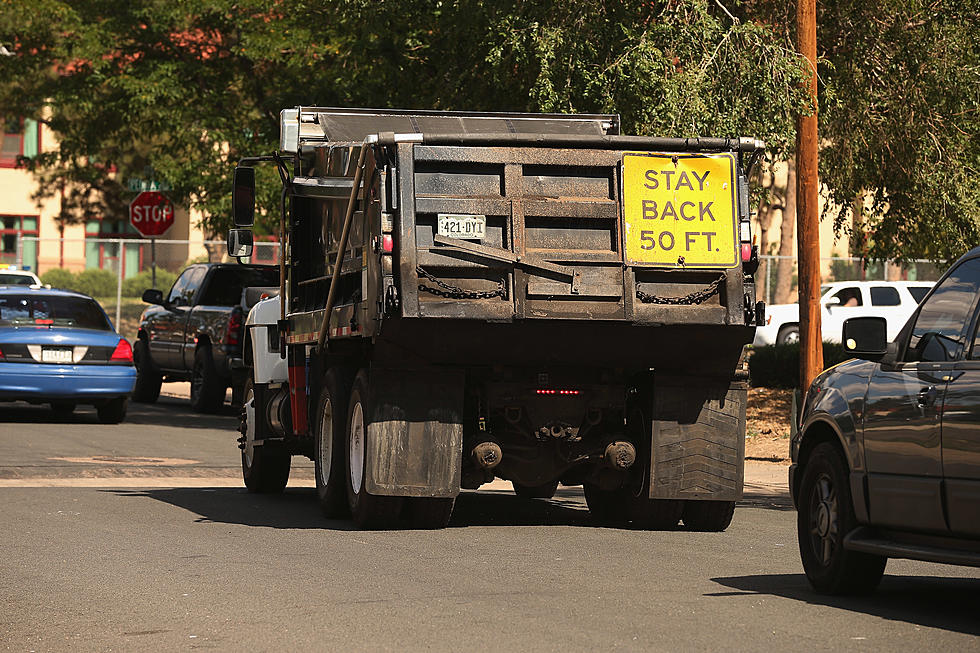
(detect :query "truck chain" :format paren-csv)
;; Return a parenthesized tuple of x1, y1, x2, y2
(635, 272, 727, 305)
(416, 266, 508, 300)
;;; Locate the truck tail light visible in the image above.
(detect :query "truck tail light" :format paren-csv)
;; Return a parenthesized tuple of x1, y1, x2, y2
(110, 339, 133, 363)
(535, 389, 581, 396)
(382, 234, 394, 253)
(225, 308, 243, 346)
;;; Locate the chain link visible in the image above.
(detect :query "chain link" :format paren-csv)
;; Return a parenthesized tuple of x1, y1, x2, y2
(417, 266, 508, 300)
(635, 272, 727, 305)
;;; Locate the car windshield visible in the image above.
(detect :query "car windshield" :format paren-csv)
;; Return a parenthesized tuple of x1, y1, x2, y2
(198, 267, 279, 306)
(0, 273, 36, 286)
(0, 295, 112, 330)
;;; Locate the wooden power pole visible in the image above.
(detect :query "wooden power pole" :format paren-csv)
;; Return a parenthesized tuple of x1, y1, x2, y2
(797, 0, 823, 390)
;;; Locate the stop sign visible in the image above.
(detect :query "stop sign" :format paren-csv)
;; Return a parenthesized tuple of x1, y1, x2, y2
(129, 191, 175, 237)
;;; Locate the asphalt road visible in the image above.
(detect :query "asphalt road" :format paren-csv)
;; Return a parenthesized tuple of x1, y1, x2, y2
(1, 396, 978, 652)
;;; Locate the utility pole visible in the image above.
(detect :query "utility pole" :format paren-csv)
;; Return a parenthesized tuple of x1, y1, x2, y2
(797, 0, 822, 390)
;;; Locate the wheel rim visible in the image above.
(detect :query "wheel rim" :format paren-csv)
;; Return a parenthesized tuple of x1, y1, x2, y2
(808, 472, 840, 566)
(784, 330, 800, 344)
(243, 385, 256, 467)
(318, 396, 333, 487)
(349, 401, 364, 494)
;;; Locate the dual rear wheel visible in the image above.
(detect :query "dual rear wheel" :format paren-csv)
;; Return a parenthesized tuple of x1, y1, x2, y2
(314, 369, 454, 530)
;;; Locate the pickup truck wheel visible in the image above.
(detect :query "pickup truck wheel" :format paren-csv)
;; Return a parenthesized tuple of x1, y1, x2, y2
(96, 397, 127, 424)
(131, 339, 162, 403)
(683, 500, 736, 531)
(241, 378, 290, 494)
(345, 371, 403, 530)
(406, 498, 455, 529)
(798, 442, 886, 594)
(777, 324, 800, 345)
(190, 346, 225, 414)
(513, 481, 559, 499)
(314, 369, 350, 517)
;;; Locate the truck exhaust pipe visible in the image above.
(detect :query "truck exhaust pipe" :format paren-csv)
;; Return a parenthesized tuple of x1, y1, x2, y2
(603, 441, 636, 470)
(471, 442, 503, 470)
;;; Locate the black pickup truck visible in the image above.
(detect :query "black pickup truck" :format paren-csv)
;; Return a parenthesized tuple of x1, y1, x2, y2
(134, 263, 278, 412)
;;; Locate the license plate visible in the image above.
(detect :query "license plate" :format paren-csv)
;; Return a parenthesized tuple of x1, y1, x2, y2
(437, 213, 486, 240)
(622, 152, 738, 268)
(41, 348, 73, 363)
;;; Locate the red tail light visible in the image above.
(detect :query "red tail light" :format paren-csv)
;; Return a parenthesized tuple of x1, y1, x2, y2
(0, 345, 4, 360)
(382, 234, 394, 253)
(225, 309, 243, 346)
(535, 389, 581, 396)
(110, 339, 133, 363)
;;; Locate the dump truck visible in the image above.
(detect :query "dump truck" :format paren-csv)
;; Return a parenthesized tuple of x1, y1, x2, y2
(230, 107, 765, 530)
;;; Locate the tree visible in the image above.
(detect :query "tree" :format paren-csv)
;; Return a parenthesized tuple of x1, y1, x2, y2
(818, 0, 980, 264)
(0, 1, 811, 234)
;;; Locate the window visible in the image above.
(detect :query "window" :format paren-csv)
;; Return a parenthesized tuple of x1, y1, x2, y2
(0, 295, 111, 330)
(0, 215, 39, 272)
(198, 266, 279, 306)
(1, 117, 39, 167)
(831, 286, 862, 307)
(909, 286, 931, 304)
(870, 286, 900, 306)
(85, 219, 144, 278)
(907, 258, 980, 363)
(166, 266, 206, 306)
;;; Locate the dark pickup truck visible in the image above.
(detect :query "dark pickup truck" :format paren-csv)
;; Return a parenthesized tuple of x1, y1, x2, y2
(134, 263, 279, 412)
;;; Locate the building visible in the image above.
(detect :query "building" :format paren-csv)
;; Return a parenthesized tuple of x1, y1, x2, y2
(1, 117, 215, 278)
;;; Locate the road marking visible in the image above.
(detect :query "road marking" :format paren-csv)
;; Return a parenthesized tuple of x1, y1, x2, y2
(50, 456, 200, 466)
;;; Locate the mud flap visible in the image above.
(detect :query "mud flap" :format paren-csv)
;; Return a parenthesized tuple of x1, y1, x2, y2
(364, 368, 464, 498)
(648, 375, 746, 501)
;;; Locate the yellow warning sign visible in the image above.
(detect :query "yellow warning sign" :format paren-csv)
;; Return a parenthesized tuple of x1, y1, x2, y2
(622, 152, 738, 268)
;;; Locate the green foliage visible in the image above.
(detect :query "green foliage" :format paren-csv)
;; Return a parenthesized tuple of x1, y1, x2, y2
(749, 342, 853, 389)
(818, 0, 980, 264)
(121, 269, 178, 297)
(39, 268, 75, 289)
(0, 1, 810, 235)
(74, 269, 118, 297)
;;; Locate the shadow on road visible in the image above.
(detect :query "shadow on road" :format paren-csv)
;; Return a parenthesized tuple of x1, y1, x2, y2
(110, 485, 599, 530)
(709, 573, 980, 636)
(122, 399, 239, 430)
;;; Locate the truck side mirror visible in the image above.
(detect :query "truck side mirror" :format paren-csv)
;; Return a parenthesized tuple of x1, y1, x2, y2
(233, 167, 255, 227)
(142, 288, 164, 305)
(842, 316, 888, 359)
(227, 228, 254, 259)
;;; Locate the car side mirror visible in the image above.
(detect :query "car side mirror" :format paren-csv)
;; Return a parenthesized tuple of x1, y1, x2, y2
(227, 229, 254, 260)
(233, 167, 256, 227)
(843, 316, 888, 359)
(142, 288, 164, 305)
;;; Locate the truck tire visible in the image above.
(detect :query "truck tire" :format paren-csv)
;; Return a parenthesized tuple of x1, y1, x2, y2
(584, 405, 682, 530)
(406, 497, 455, 529)
(241, 378, 290, 494)
(314, 369, 350, 517)
(776, 324, 800, 345)
(190, 346, 225, 414)
(513, 481, 559, 499)
(683, 500, 736, 531)
(345, 371, 403, 530)
(798, 442, 886, 594)
(131, 339, 162, 404)
(96, 397, 128, 424)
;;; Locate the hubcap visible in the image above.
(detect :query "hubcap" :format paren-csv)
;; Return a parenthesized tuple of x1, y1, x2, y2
(318, 397, 333, 487)
(243, 386, 255, 467)
(809, 474, 839, 566)
(349, 401, 364, 494)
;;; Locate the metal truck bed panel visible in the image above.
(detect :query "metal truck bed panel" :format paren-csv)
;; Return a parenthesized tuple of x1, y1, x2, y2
(398, 143, 744, 325)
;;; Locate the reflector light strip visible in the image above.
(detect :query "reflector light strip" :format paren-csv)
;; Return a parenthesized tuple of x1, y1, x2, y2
(535, 389, 581, 395)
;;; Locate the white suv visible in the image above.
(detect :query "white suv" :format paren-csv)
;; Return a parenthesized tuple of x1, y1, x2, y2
(754, 280, 934, 346)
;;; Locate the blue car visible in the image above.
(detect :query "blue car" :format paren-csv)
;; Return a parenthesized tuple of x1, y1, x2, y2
(0, 288, 136, 423)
